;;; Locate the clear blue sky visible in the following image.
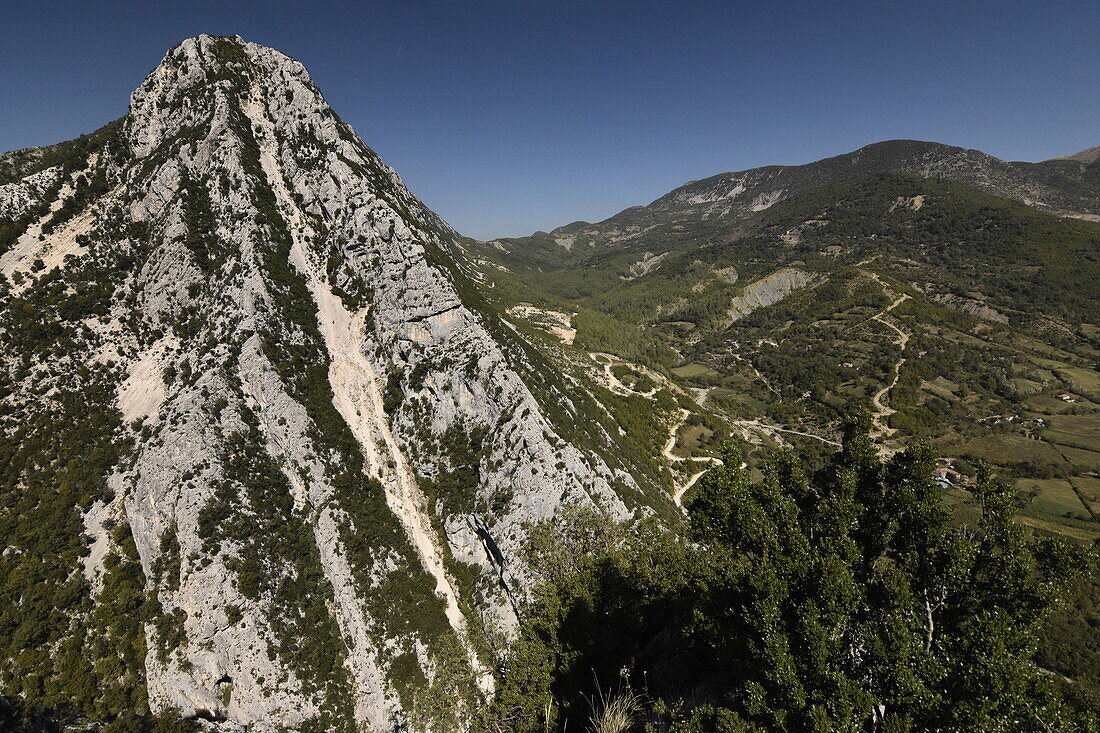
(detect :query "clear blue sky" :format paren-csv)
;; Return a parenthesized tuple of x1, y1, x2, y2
(2, 1, 1097, 239)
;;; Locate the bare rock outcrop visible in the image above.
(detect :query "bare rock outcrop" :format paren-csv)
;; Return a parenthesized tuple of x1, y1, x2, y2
(727, 267, 819, 322)
(0, 35, 653, 732)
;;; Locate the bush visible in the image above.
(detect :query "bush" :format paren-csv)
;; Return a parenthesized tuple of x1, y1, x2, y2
(484, 412, 1094, 732)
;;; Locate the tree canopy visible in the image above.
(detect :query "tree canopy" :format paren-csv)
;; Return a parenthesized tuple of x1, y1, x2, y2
(485, 412, 1096, 732)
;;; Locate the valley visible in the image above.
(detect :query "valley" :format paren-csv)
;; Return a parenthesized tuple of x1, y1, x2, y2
(468, 170, 1100, 553)
(0, 32, 1097, 733)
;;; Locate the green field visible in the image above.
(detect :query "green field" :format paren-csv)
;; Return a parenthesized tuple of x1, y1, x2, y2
(1073, 476, 1100, 517)
(1045, 413, 1100, 441)
(1025, 393, 1098, 414)
(1037, 413, 1100, 470)
(1044, 429, 1100, 452)
(1016, 514, 1100, 543)
(1054, 366, 1100, 401)
(1053, 445, 1100, 471)
(921, 376, 961, 401)
(1007, 477, 1100, 543)
(1017, 478, 1091, 520)
(671, 362, 721, 379)
(673, 423, 716, 459)
(949, 434, 1065, 465)
(709, 389, 772, 415)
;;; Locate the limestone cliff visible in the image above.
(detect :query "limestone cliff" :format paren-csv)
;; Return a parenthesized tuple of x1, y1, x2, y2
(727, 267, 819, 322)
(0, 35, 667, 732)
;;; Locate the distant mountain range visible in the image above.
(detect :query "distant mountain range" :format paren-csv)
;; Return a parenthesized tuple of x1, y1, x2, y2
(524, 138, 1100, 245)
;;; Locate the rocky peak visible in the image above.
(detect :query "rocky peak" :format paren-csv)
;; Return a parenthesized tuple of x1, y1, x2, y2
(0, 34, 667, 732)
(129, 35, 314, 155)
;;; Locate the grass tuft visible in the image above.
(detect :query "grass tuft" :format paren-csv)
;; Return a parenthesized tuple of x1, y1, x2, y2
(585, 686, 642, 733)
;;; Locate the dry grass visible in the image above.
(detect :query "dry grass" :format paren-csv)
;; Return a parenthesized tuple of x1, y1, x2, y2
(586, 687, 642, 733)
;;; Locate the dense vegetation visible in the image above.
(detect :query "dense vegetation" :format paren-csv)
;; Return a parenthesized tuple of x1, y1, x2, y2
(468, 168, 1100, 550)
(458, 168, 1100, 733)
(483, 413, 1096, 732)
(0, 696, 198, 733)
(0, 135, 153, 720)
(757, 174, 1100, 323)
(0, 119, 125, 259)
(0, 118, 125, 187)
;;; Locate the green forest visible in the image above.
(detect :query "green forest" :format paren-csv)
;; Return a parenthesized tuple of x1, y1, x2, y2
(479, 412, 1097, 732)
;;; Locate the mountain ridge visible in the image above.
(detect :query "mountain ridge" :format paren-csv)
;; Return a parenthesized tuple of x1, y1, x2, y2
(0, 34, 682, 731)
(1053, 143, 1100, 165)
(535, 138, 1100, 241)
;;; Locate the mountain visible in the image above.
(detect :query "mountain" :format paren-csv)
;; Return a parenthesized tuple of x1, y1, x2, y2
(645, 138, 1100, 220)
(3, 34, 1099, 731)
(465, 139, 1100, 304)
(0, 35, 686, 731)
(1054, 144, 1100, 166)
(485, 138, 1100, 264)
(464, 143, 1100, 550)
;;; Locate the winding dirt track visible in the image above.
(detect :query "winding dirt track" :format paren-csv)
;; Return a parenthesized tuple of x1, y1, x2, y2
(590, 354, 722, 508)
(591, 353, 844, 507)
(662, 409, 723, 507)
(730, 419, 840, 447)
(590, 352, 658, 397)
(595, 268, 912, 509)
(868, 286, 911, 439)
(591, 267, 913, 508)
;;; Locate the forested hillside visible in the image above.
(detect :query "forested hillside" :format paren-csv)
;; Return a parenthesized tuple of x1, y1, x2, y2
(482, 414, 1098, 732)
(465, 172, 1100, 564)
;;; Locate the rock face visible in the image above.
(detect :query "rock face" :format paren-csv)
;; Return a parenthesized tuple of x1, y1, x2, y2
(931, 293, 1010, 324)
(727, 268, 818, 322)
(0, 166, 62, 220)
(0, 35, 661, 731)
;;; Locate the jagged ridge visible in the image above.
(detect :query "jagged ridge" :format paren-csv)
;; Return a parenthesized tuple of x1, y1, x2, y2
(0, 34, 672, 732)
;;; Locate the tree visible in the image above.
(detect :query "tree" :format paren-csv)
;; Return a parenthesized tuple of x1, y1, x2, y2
(486, 411, 1093, 732)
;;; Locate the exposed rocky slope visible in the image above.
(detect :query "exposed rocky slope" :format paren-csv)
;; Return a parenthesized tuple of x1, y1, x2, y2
(481, 138, 1099, 264)
(644, 138, 1100, 221)
(726, 267, 818, 322)
(0, 35, 672, 732)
